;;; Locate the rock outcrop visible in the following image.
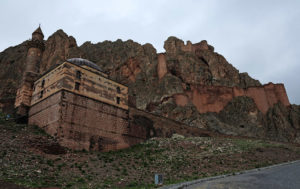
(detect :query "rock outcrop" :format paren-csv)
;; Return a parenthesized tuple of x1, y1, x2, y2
(0, 29, 299, 144)
(40, 29, 85, 73)
(0, 42, 28, 113)
(216, 98, 300, 143)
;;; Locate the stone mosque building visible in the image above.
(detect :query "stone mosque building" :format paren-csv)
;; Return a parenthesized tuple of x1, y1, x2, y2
(14, 27, 143, 151)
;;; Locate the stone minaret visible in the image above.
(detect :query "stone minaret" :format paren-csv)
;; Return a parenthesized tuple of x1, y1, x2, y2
(15, 26, 45, 119)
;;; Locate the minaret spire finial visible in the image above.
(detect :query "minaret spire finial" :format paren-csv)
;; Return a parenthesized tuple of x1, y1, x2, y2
(32, 24, 44, 41)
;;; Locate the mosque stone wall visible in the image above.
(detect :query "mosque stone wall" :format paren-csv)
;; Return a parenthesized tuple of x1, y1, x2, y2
(29, 90, 145, 151)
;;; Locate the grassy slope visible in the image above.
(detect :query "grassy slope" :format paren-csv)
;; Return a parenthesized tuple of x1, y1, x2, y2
(0, 113, 300, 189)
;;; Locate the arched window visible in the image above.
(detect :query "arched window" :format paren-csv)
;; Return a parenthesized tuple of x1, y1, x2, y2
(76, 70, 81, 79)
(41, 79, 45, 88)
(116, 86, 121, 94)
(75, 82, 80, 90)
(186, 83, 191, 91)
(40, 90, 44, 98)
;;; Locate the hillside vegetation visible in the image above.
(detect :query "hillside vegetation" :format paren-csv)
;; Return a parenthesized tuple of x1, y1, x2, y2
(1, 112, 300, 189)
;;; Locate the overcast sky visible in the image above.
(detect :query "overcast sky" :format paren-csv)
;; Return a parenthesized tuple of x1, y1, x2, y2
(1, 0, 300, 104)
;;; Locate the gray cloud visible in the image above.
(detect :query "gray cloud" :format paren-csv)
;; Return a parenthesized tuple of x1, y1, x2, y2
(1, 0, 299, 104)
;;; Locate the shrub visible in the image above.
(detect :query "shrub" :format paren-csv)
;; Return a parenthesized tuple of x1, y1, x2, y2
(0, 111, 6, 124)
(30, 125, 48, 136)
(46, 159, 54, 167)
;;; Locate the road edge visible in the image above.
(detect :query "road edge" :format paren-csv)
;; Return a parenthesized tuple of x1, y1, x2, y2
(159, 159, 300, 189)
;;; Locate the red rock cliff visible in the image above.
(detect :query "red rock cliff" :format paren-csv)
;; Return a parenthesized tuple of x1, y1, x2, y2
(174, 83, 290, 114)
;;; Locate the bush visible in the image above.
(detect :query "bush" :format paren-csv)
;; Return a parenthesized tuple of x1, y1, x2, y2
(46, 159, 54, 167)
(30, 125, 48, 136)
(0, 111, 6, 123)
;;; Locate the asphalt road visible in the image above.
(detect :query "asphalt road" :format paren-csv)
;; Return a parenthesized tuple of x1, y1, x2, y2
(187, 161, 300, 189)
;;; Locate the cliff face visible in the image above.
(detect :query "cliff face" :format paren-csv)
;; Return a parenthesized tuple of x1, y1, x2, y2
(0, 41, 28, 112)
(0, 29, 299, 143)
(40, 29, 85, 73)
(177, 83, 290, 114)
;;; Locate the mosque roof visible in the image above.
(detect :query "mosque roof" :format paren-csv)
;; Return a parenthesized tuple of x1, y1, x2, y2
(67, 58, 103, 72)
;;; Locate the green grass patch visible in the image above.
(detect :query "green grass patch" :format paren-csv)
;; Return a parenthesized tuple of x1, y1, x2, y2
(231, 139, 286, 151)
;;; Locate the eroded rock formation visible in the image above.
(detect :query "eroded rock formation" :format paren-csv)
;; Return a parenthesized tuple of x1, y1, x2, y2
(0, 29, 299, 143)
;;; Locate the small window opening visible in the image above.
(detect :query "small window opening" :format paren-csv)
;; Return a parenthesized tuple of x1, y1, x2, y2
(75, 82, 80, 90)
(186, 83, 191, 91)
(116, 86, 121, 94)
(116, 97, 120, 104)
(76, 71, 81, 79)
(40, 90, 44, 98)
(41, 79, 45, 88)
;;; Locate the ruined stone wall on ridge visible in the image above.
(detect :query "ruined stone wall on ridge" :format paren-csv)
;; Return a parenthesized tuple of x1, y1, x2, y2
(174, 83, 290, 114)
(129, 107, 214, 138)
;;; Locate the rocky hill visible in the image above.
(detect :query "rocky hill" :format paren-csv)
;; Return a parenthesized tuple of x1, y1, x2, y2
(0, 29, 299, 143)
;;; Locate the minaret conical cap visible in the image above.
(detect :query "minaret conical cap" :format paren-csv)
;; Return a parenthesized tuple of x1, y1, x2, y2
(32, 26, 44, 38)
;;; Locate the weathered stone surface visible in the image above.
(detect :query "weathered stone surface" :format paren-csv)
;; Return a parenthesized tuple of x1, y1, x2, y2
(264, 103, 300, 143)
(204, 98, 300, 143)
(157, 53, 168, 80)
(177, 83, 289, 114)
(29, 90, 136, 151)
(216, 96, 265, 137)
(0, 41, 28, 113)
(239, 72, 261, 88)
